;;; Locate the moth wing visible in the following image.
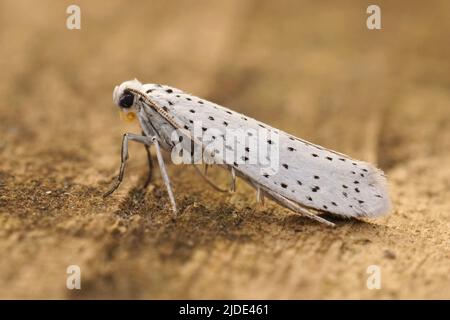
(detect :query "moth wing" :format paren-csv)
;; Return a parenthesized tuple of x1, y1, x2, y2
(143, 84, 391, 218)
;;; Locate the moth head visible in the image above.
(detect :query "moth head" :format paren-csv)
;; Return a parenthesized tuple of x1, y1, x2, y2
(113, 79, 143, 113)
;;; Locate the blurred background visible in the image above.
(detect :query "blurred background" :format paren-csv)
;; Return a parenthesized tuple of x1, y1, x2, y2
(0, 0, 449, 299)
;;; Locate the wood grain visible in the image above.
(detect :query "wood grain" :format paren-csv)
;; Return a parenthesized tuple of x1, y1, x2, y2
(0, 0, 449, 299)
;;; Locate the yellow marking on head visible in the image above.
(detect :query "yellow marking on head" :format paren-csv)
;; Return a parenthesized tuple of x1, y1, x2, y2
(125, 112, 136, 122)
(119, 111, 136, 123)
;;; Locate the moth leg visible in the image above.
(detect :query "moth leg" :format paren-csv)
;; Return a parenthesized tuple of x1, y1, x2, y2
(104, 133, 150, 197)
(193, 165, 228, 193)
(256, 185, 265, 206)
(230, 167, 236, 192)
(249, 182, 265, 207)
(142, 143, 154, 189)
(151, 136, 178, 218)
(104, 133, 178, 217)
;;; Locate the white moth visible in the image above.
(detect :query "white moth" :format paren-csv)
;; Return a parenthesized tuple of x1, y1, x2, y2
(105, 79, 391, 227)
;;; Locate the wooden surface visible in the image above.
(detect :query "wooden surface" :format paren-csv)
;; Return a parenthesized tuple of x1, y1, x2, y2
(0, 0, 449, 298)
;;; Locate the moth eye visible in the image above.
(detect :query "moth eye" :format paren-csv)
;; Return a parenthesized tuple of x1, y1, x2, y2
(119, 93, 134, 108)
